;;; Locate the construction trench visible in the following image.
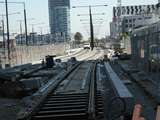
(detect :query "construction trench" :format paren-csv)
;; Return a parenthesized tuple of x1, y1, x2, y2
(0, 51, 159, 120)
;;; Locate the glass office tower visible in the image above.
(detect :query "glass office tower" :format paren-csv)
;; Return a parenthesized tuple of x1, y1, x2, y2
(48, 0, 70, 42)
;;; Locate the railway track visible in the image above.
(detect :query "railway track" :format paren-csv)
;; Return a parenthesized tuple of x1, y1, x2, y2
(60, 49, 89, 62)
(18, 61, 104, 120)
(110, 62, 157, 120)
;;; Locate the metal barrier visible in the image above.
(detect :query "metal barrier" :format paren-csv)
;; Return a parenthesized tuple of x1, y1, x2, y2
(131, 23, 160, 94)
(104, 63, 133, 98)
(131, 23, 160, 74)
(104, 62, 133, 116)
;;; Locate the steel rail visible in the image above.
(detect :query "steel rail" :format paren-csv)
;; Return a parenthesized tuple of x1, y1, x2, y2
(18, 61, 103, 120)
(17, 62, 82, 120)
(88, 61, 97, 120)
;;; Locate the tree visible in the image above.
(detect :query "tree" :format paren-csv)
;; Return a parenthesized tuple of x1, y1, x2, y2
(74, 32, 83, 44)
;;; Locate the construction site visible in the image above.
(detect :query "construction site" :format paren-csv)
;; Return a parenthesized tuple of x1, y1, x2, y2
(0, 0, 160, 120)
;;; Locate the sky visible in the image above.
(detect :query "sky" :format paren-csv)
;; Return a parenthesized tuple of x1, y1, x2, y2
(0, 0, 158, 39)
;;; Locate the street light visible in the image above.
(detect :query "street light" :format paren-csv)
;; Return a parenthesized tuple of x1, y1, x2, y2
(81, 20, 104, 39)
(0, 12, 21, 16)
(80, 18, 103, 21)
(77, 13, 105, 16)
(0, 0, 25, 65)
(17, 18, 35, 44)
(0, 11, 21, 64)
(29, 22, 45, 44)
(0, 12, 21, 46)
(0, 15, 5, 51)
(72, 5, 107, 51)
(77, 12, 105, 50)
(72, 5, 107, 8)
(82, 21, 103, 25)
(5, 0, 10, 64)
(16, 18, 34, 64)
(16, 20, 23, 64)
(39, 25, 50, 34)
(0, 1, 29, 45)
(29, 23, 45, 33)
(38, 26, 49, 44)
(17, 20, 23, 45)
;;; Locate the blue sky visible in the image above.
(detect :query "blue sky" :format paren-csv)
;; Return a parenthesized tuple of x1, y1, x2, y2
(0, 0, 158, 38)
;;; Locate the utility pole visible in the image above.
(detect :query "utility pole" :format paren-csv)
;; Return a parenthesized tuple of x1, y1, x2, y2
(39, 27, 43, 44)
(73, 5, 107, 51)
(1, 16, 5, 66)
(0, 1, 29, 65)
(1, 15, 5, 51)
(40, 27, 43, 43)
(31, 24, 35, 45)
(80, 19, 104, 38)
(23, 3, 28, 46)
(0, 12, 21, 66)
(20, 20, 23, 64)
(17, 20, 23, 64)
(18, 20, 23, 44)
(5, 0, 10, 65)
(30, 23, 44, 45)
(89, 6, 94, 51)
(0, 2, 28, 46)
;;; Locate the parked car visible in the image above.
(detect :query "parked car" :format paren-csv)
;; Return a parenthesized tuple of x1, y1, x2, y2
(83, 43, 90, 49)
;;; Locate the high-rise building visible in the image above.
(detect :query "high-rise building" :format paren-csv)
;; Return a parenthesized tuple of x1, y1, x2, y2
(48, 0, 71, 42)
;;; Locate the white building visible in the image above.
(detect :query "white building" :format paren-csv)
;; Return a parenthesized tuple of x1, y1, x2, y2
(122, 14, 159, 33)
(110, 4, 159, 39)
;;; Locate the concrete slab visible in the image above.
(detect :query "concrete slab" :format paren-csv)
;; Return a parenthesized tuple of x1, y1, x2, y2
(104, 62, 133, 98)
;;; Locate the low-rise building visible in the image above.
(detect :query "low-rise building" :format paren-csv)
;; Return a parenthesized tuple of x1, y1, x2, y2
(110, 3, 160, 50)
(15, 33, 54, 45)
(122, 14, 159, 33)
